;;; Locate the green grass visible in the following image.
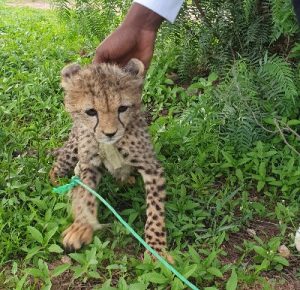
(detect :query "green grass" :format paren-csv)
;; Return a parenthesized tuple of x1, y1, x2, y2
(0, 4, 299, 290)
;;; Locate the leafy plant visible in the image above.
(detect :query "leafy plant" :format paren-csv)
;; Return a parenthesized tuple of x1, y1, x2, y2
(0, 2, 299, 290)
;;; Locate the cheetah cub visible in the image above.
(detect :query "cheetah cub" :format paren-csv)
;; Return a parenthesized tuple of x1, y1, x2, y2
(50, 59, 171, 260)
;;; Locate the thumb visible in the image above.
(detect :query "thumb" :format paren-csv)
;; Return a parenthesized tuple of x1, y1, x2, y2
(92, 47, 110, 64)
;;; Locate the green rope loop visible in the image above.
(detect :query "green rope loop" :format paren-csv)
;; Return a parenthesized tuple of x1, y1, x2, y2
(52, 176, 80, 195)
(53, 176, 199, 290)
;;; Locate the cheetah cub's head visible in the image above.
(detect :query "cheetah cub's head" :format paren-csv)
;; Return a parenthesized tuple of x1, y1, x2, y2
(61, 59, 144, 144)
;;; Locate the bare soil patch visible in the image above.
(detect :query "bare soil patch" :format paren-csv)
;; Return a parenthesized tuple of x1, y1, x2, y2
(221, 219, 300, 290)
(6, 0, 51, 9)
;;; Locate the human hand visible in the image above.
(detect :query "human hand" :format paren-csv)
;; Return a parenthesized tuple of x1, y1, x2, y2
(93, 3, 163, 70)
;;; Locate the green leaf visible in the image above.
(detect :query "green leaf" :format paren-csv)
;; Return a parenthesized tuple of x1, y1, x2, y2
(170, 278, 184, 290)
(25, 246, 42, 260)
(253, 246, 267, 257)
(273, 256, 289, 266)
(15, 274, 28, 290)
(69, 252, 86, 264)
(45, 226, 58, 244)
(207, 267, 223, 278)
(287, 119, 300, 126)
(118, 277, 128, 290)
(72, 265, 86, 279)
(257, 181, 265, 192)
(183, 264, 198, 278)
(258, 162, 266, 177)
(222, 151, 235, 166)
(41, 284, 52, 290)
(88, 271, 101, 279)
(188, 246, 201, 264)
(140, 272, 169, 284)
(53, 202, 67, 211)
(235, 169, 243, 181)
(226, 269, 237, 290)
(48, 244, 64, 253)
(208, 72, 218, 82)
(27, 226, 43, 244)
(98, 280, 117, 289)
(255, 259, 270, 273)
(128, 283, 148, 290)
(164, 78, 174, 85)
(51, 264, 70, 277)
(11, 261, 18, 275)
(205, 251, 217, 266)
(26, 267, 44, 278)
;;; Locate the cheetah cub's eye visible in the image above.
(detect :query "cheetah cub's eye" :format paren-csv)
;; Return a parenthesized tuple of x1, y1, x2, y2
(85, 109, 98, 116)
(118, 106, 128, 113)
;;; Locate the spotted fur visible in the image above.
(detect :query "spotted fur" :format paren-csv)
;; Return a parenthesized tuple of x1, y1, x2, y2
(49, 59, 172, 261)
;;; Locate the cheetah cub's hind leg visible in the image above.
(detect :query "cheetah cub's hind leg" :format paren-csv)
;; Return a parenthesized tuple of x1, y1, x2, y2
(49, 127, 78, 185)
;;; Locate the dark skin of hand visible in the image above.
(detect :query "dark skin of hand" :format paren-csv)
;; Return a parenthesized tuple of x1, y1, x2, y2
(93, 3, 163, 70)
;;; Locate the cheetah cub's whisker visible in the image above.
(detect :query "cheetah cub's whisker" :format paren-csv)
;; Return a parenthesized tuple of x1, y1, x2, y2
(49, 59, 171, 261)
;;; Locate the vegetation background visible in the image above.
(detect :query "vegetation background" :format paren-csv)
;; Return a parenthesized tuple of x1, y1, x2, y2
(0, 0, 300, 289)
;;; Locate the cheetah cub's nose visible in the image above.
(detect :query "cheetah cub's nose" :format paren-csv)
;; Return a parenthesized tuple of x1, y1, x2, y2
(103, 131, 117, 138)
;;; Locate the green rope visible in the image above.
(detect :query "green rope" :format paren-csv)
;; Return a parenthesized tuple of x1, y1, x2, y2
(53, 176, 199, 290)
(52, 177, 80, 195)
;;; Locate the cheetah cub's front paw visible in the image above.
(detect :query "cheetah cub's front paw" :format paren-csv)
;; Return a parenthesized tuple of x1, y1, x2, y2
(144, 250, 174, 264)
(62, 222, 93, 252)
(49, 168, 59, 186)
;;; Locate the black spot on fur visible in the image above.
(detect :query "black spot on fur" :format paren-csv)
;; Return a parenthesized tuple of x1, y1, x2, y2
(152, 214, 158, 221)
(146, 234, 153, 240)
(157, 184, 165, 191)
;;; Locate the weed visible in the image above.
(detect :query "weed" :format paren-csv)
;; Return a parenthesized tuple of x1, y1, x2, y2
(0, 3, 299, 289)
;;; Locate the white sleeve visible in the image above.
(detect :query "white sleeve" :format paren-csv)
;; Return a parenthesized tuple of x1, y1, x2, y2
(133, 0, 184, 23)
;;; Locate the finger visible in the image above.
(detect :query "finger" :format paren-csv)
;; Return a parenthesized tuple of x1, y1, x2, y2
(92, 49, 109, 64)
(136, 50, 153, 71)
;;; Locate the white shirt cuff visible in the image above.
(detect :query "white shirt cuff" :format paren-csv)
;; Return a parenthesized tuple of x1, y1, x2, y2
(133, 0, 183, 23)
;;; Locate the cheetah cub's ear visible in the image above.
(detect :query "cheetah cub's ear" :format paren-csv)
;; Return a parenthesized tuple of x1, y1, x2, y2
(61, 63, 81, 89)
(123, 58, 145, 77)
